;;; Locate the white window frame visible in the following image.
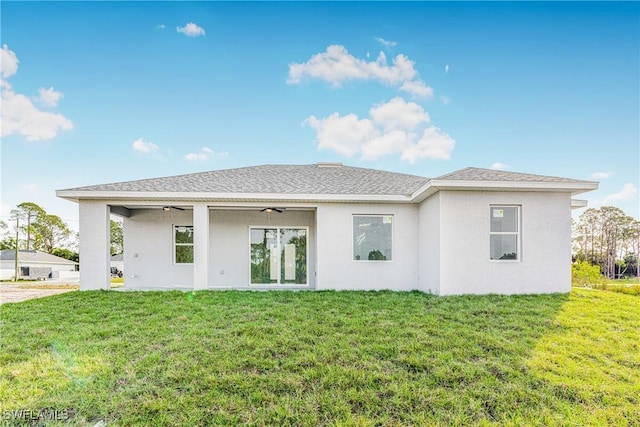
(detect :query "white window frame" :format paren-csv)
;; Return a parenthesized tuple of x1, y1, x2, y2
(352, 215, 394, 262)
(248, 226, 309, 286)
(173, 225, 194, 265)
(489, 206, 521, 262)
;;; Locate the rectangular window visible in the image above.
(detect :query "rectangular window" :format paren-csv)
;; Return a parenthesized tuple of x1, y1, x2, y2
(490, 206, 520, 261)
(174, 225, 194, 264)
(353, 215, 393, 261)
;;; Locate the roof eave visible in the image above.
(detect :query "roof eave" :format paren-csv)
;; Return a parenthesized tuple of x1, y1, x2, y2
(411, 179, 599, 202)
(55, 190, 414, 204)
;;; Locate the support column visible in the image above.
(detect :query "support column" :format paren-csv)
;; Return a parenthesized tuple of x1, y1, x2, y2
(193, 203, 210, 291)
(79, 201, 111, 290)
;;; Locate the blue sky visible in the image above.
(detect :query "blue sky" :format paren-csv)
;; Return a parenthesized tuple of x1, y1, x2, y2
(1, 1, 638, 232)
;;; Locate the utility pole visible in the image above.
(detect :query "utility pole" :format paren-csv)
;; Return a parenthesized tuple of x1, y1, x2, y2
(10, 210, 20, 281)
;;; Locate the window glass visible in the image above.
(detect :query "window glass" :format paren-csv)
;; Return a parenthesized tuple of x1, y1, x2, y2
(280, 228, 307, 284)
(250, 228, 278, 284)
(490, 207, 518, 232)
(353, 215, 393, 261)
(174, 226, 194, 264)
(490, 235, 518, 260)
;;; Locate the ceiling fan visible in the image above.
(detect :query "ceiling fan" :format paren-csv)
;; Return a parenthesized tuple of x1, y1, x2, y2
(162, 206, 185, 211)
(260, 207, 284, 213)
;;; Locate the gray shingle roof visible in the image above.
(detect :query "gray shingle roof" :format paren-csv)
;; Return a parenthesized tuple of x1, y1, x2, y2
(59, 164, 597, 199)
(434, 167, 593, 184)
(0, 250, 78, 265)
(61, 164, 430, 196)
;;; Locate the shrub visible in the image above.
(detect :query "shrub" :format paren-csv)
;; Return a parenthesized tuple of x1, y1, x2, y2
(572, 261, 605, 286)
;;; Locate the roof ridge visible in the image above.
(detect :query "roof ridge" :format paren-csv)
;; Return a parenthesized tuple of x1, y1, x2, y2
(434, 166, 597, 183)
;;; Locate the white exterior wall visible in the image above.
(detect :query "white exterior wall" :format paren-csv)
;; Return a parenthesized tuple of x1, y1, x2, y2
(123, 209, 194, 289)
(417, 193, 440, 294)
(209, 210, 315, 288)
(79, 201, 111, 290)
(0, 261, 77, 280)
(437, 191, 572, 295)
(316, 203, 419, 291)
(123, 208, 315, 289)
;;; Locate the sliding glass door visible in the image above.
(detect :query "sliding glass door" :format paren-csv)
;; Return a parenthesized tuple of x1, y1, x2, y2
(250, 227, 307, 285)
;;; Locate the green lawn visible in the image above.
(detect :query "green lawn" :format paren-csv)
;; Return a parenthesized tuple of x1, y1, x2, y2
(1, 289, 638, 426)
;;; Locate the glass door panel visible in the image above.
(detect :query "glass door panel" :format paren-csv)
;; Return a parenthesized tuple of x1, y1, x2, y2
(280, 228, 307, 285)
(250, 228, 277, 284)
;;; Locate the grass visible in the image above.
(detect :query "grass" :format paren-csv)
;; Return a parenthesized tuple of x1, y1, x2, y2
(575, 277, 640, 296)
(17, 284, 79, 290)
(0, 289, 638, 426)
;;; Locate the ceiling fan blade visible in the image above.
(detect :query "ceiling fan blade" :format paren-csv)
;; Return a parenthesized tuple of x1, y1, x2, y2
(171, 206, 185, 211)
(273, 208, 283, 213)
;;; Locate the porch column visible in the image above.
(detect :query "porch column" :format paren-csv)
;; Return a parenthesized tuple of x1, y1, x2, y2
(79, 201, 110, 290)
(193, 203, 210, 291)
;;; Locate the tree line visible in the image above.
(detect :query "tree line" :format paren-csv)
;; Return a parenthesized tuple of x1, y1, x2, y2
(0, 201, 123, 262)
(572, 206, 640, 279)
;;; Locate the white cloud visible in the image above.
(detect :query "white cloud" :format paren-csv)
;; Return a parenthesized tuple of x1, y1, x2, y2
(305, 97, 455, 163)
(185, 146, 221, 161)
(491, 162, 511, 171)
(37, 87, 63, 107)
(288, 45, 432, 98)
(0, 45, 73, 141)
(305, 113, 377, 158)
(1, 44, 18, 78)
(400, 127, 455, 163)
(398, 80, 434, 98)
(157, 24, 166, 29)
(603, 183, 637, 204)
(374, 37, 397, 48)
(369, 97, 430, 131)
(1, 89, 73, 141)
(177, 22, 205, 37)
(591, 171, 612, 179)
(445, 64, 449, 73)
(440, 96, 451, 105)
(132, 138, 159, 153)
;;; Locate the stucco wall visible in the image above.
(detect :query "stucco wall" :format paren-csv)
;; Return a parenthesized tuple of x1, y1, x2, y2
(123, 208, 315, 289)
(79, 201, 110, 290)
(124, 209, 194, 289)
(437, 191, 572, 295)
(209, 209, 316, 288)
(315, 203, 419, 291)
(417, 193, 440, 294)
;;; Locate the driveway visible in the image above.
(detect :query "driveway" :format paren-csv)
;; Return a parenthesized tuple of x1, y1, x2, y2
(0, 283, 77, 305)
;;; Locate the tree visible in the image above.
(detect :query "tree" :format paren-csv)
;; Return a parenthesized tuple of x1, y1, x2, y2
(16, 202, 46, 250)
(52, 248, 79, 262)
(110, 220, 123, 255)
(573, 206, 639, 279)
(0, 220, 11, 249)
(31, 214, 71, 254)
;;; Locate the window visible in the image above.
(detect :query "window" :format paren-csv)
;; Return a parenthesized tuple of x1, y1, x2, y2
(174, 225, 194, 264)
(490, 206, 520, 261)
(353, 215, 393, 261)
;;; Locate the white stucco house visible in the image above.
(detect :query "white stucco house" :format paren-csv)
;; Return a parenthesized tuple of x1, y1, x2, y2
(56, 163, 597, 295)
(0, 249, 79, 281)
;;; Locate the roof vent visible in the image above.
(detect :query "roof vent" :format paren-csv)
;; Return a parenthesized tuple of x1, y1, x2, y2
(316, 162, 343, 168)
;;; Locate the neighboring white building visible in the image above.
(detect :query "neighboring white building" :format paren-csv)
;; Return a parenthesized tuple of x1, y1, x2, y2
(0, 249, 79, 281)
(111, 254, 124, 274)
(56, 163, 598, 295)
